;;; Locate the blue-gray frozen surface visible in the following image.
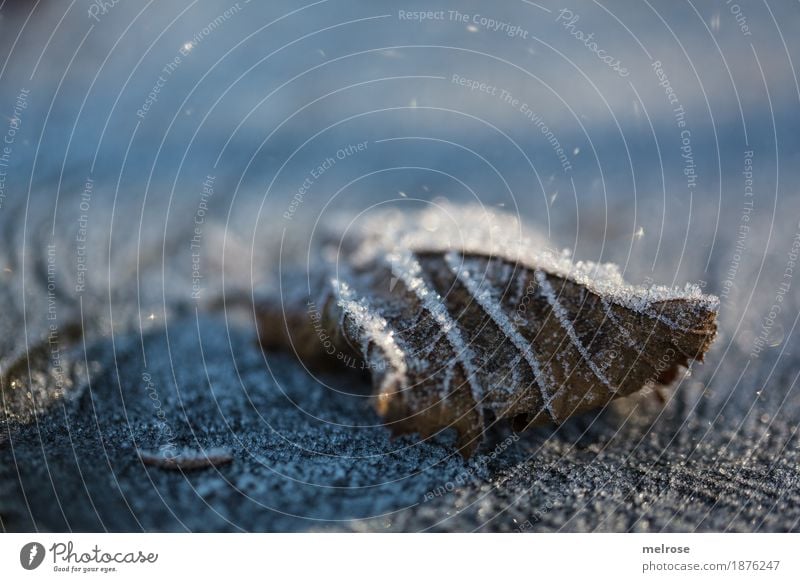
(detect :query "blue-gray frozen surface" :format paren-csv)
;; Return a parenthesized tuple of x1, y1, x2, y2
(1, 0, 799, 531)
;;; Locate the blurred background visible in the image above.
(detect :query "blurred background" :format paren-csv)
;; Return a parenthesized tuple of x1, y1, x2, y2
(1, 0, 799, 532)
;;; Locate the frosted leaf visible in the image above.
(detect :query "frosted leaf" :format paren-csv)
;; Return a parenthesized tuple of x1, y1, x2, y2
(257, 205, 718, 457)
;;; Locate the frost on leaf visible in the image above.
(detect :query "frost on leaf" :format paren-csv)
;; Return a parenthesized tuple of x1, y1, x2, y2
(257, 205, 719, 457)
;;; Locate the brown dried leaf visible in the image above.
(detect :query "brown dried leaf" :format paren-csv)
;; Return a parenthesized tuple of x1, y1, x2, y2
(139, 447, 233, 471)
(258, 206, 718, 457)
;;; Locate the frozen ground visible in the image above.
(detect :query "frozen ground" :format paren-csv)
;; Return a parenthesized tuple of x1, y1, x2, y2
(2, 311, 799, 532)
(1, 0, 799, 531)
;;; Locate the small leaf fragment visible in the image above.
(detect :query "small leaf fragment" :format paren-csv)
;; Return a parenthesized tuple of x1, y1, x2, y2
(139, 447, 233, 471)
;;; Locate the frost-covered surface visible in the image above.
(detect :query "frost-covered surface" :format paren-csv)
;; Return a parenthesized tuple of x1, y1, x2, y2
(351, 204, 720, 319)
(2, 311, 798, 532)
(2, 1, 800, 532)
